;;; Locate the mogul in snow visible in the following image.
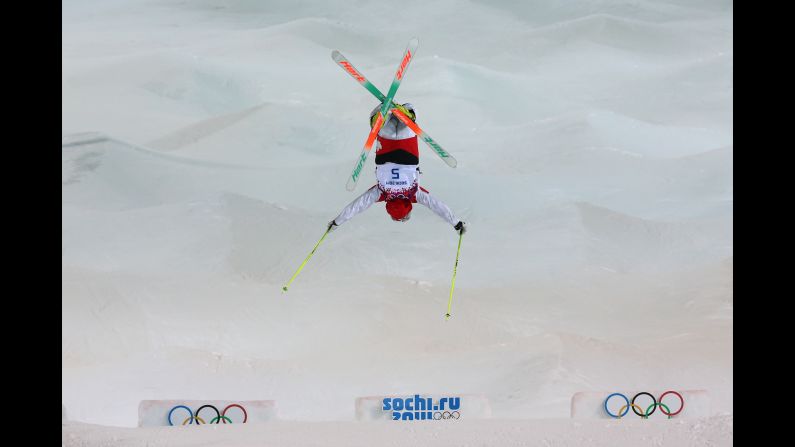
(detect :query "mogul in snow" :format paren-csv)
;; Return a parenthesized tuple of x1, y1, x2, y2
(328, 103, 466, 235)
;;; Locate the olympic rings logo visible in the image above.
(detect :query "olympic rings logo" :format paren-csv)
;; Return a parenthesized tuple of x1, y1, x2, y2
(433, 411, 460, 420)
(167, 404, 248, 426)
(604, 391, 684, 419)
(385, 192, 414, 201)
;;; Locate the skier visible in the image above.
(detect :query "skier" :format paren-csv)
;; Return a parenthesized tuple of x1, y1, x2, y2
(328, 102, 466, 235)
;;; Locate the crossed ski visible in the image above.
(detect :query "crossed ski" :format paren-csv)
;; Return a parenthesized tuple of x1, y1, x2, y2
(333, 39, 457, 191)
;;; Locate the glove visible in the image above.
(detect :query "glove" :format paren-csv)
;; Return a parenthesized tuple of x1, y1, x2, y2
(454, 221, 466, 235)
(327, 220, 339, 232)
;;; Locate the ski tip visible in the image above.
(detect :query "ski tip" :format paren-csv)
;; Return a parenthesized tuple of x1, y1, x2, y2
(331, 50, 340, 58)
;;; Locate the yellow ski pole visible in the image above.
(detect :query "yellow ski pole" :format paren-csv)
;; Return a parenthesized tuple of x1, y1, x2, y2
(282, 226, 332, 293)
(445, 229, 464, 319)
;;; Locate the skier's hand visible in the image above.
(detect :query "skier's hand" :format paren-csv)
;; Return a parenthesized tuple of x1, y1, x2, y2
(454, 221, 466, 235)
(327, 220, 339, 232)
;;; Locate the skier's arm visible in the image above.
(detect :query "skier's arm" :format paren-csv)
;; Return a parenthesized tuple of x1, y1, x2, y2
(415, 189, 459, 227)
(331, 185, 381, 226)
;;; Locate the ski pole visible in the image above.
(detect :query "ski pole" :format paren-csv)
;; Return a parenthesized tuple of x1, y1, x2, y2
(282, 226, 332, 293)
(445, 230, 464, 319)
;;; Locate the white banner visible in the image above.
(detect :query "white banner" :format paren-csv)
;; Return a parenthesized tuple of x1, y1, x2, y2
(570, 390, 710, 419)
(138, 400, 277, 427)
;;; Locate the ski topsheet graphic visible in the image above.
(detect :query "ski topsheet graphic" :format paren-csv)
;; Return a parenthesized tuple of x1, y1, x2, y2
(391, 108, 456, 167)
(332, 50, 389, 103)
(332, 42, 457, 185)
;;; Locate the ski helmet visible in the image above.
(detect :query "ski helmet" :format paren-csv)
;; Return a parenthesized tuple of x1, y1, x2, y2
(386, 198, 412, 221)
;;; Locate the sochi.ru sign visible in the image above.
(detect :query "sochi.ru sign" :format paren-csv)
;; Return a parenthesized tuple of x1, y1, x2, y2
(355, 393, 492, 421)
(383, 395, 461, 421)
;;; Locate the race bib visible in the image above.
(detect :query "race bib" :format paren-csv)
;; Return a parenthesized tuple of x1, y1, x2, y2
(376, 163, 419, 199)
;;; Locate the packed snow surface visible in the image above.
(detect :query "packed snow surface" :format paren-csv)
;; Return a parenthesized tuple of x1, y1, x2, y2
(63, 0, 732, 445)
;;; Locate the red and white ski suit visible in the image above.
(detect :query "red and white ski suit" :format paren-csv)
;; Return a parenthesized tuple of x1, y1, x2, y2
(333, 110, 459, 227)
